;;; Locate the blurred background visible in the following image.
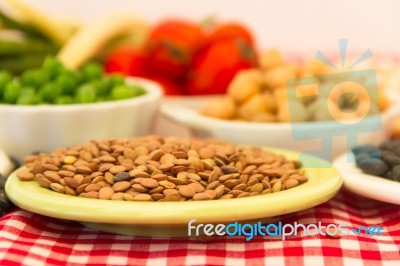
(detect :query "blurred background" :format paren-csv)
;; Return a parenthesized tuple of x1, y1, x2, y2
(23, 0, 400, 55)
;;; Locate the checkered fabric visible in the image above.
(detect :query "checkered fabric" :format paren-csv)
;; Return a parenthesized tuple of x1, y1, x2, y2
(0, 189, 399, 266)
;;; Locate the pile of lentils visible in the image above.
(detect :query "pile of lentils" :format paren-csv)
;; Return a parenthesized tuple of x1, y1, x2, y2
(17, 136, 308, 201)
(353, 140, 400, 182)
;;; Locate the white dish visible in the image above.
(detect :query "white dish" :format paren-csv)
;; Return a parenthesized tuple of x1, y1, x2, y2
(333, 152, 400, 205)
(161, 100, 400, 161)
(0, 77, 162, 163)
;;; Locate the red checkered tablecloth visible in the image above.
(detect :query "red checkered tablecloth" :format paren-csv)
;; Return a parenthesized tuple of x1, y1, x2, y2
(0, 189, 399, 266)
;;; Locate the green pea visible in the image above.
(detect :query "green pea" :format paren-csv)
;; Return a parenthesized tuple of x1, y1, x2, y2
(0, 71, 12, 101)
(55, 74, 77, 95)
(75, 84, 96, 103)
(3, 82, 21, 104)
(73, 70, 85, 85)
(42, 56, 64, 79)
(109, 74, 124, 86)
(100, 77, 115, 94)
(55, 95, 74, 105)
(42, 56, 62, 70)
(39, 83, 61, 103)
(110, 85, 138, 100)
(81, 62, 103, 81)
(20, 69, 50, 87)
(128, 84, 146, 96)
(17, 87, 41, 105)
(91, 80, 109, 97)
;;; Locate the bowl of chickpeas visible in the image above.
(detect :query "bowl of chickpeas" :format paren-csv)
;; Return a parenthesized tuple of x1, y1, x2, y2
(161, 49, 400, 160)
(0, 57, 162, 162)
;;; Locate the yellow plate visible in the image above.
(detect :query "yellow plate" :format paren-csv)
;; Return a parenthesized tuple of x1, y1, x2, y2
(5, 148, 342, 237)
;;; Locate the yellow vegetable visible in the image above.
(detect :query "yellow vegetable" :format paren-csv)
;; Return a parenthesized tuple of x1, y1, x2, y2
(5, 0, 72, 45)
(58, 13, 148, 69)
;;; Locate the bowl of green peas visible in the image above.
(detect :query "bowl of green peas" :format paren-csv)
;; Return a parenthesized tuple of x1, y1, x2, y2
(0, 57, 162, 162)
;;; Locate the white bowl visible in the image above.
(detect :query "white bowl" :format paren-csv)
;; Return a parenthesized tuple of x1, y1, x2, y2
(0, 77, 162, 163)
(161, 98, 400, 162)
(333, 152, 400, 205)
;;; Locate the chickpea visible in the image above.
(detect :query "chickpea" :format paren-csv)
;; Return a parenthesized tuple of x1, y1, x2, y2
(251, 112, 276, 122)
(379, 92, 389, 111)
(291, 99, 310, 122)
(264, 65, 297, 89)
(295, 78, 319, 104)
(273, 88, 288, 105)
(259, 48, 283, 70)
(295, 78, 319, 98)
(277, 102, 291, 122)
(238, 94, 269, 120)
(277, 99, 309, 122)
(261, 91, 277, 113)
(365, 102, 379, 116)
(287, 62, 301, 77)
(228, 69, 263, 104)
(200, 49, 391, 124)
(200, 97, 236, 119)
(310, 98, 332, 121)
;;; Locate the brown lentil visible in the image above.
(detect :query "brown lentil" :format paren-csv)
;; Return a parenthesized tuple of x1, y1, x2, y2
(17, 170, 34, 181)
(18, 136, 308, 201)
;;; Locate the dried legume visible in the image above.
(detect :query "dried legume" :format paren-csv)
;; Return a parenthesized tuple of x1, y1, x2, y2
(18, 136, 308, 201)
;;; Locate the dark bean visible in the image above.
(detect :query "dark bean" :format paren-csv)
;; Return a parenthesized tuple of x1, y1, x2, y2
(385, 171, 393, 180)
(379, 140, 400, 151)
(392, 147, 400, 157)
(382, 154, 400, 168)
(380, 150, 396, 160)
(358, 158, 388, 176)
(113, 172, 131, 182)
(352, 145, 379, 156)
(369, 150, 382, 159)
(355, 153, 370, 164)
(392, 165, 400, 181)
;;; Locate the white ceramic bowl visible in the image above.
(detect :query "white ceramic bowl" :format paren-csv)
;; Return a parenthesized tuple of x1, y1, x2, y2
(0, 77, 162, 163)
(161, 97, 400, 161)
(333, 152, 400, 205)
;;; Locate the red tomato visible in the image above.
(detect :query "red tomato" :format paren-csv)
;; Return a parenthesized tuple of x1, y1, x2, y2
(140, 73, 184, 96)
(207, 22, 254, 46)
(147, 19, 206, 81)
(186, 38, 257, 95)
(104, 48, 150, 76)
(104, 48, 183, 95)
